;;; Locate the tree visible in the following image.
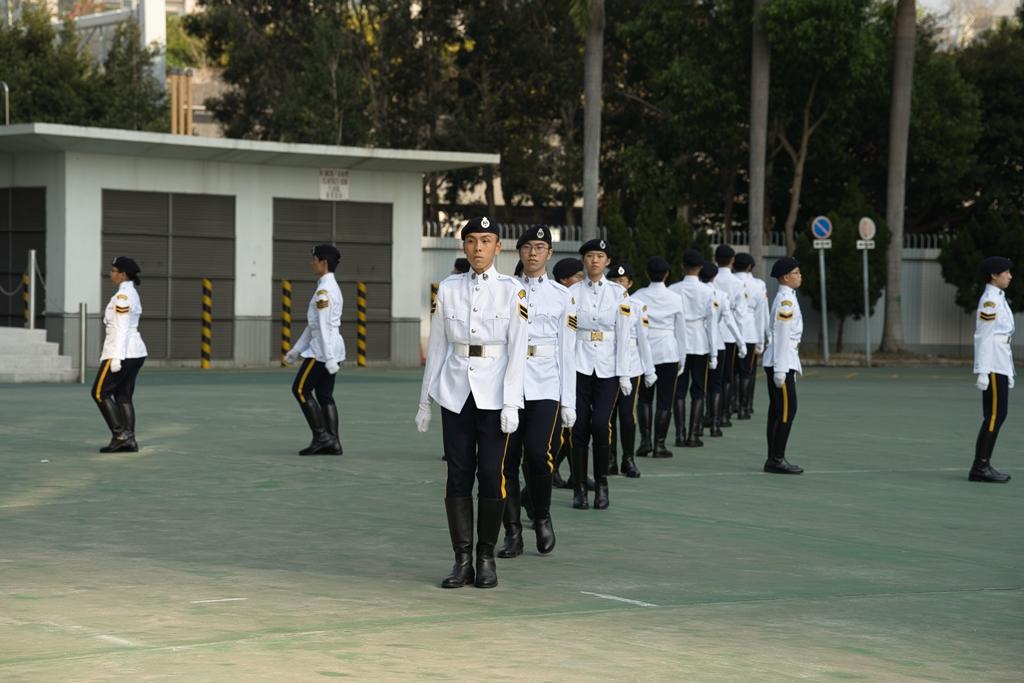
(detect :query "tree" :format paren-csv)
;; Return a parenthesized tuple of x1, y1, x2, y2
(571, 0, 605, 241)
(881, 0, 915, 353)
(749, 0, 771, 277)
(91, 20, 167, 132)
(938, 212, 1024, 314)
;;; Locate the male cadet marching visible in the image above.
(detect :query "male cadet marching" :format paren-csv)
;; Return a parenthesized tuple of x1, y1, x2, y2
(700, 262, 746, 438)
(551, 257, 585, 489)
(497, 226, 576, 559)
(763, 256, 804, 474)
(733, 253, 769, 419)
(631, 257, 687, 459)
(669, 249, 718, 448)
(415, 217, 528, 589)
(569, 239, 632, 510)
(607, 262, 657, 478)
(970, 256, 1014, 483)
(713, 245, 751, 423)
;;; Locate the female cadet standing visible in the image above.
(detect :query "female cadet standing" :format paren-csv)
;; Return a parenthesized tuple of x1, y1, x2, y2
(763, 256, 804, 474)
(631, 257, 687, 459)
(416, 217, 528, 589)
(569, 239, 632, 510)
(284, 244, 346, 456)
(607, 261, 656, 478)
(970, 256, 1014, 483)
(92, 257, 148, 453)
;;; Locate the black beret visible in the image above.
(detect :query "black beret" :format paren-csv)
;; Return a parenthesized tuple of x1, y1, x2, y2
(608, 262, 633, 279)
(683, 249, 704, 268)
(770, 256, 800, 278)
(647, 256, 670, 277)
(734, 252, 755, 269)
(700, 262, 719, 282)
(579, 238, 610, 256)
(312, 244, 341, 260)
(715, 244, 735, 261)
(516, 225, 553, 249)
(461, 216, 499, 239)
(111, 256, 140, 275)
(981, 256, 1013, 275)
(553, 257, 583, 282)
(453, 257, 470, 273)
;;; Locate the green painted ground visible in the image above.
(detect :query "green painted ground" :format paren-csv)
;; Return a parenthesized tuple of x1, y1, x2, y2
(0, 367, 1020, 682)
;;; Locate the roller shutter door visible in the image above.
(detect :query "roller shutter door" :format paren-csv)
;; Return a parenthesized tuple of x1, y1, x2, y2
(0, 188, 46, 329)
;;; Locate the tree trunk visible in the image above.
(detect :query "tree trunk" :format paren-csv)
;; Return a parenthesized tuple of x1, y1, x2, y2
(836, 315, 845, 353)
(779, 79, 826, 256)
(581, 0, 605, 241)
(484, 167, 496, 219)
(722, 157, 738, 234)
(748, 0, 770, 277)
(882, 0, 915, 353)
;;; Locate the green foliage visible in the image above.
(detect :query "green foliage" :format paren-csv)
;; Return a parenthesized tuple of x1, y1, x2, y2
(166, 14, 206, 69)
(91, 20, 168, 131)
(938, 211, 1024, 314)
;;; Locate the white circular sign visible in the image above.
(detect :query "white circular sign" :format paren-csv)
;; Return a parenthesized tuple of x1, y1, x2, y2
(858, 217, 877, 241)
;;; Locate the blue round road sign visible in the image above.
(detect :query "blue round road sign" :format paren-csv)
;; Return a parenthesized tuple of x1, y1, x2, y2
(811, 215, 833, 240)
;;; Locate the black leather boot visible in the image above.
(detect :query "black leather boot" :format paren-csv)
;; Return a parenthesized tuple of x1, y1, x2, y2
(552, 436, 571, 488)
(621, 452, 641, 478)
(673, 395, 687, 447)
(748, 373, 757, 415)
(497, 478, 524, 558)
(298, 398, 336, 455)
(702, 393, 714, 429)
(572, 440, 589, 509)
(593, 479, 609, 509)
(737, 376, 753, 419)
(764, 457, 804, 474)
(529, 470, 556, 554)
(684, 398, 704, 447)
(720, 382, 734, 427)
(441, 497, 474, 588)
(636, 401, 653, 457)
(608, 422, 619, 476)
(709, 391, 724, 437)
(320, 403, 344, 455)
(475, 498, 503, 588)
(653, 409, 674, 458)
(969, 429, 1011, 483)
(98, 397, 133, 453)
(116, 401, 139, 452)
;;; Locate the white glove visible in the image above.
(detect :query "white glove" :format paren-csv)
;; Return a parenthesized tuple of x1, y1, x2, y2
(560, 406, 577, 429)
(110, 359, 122, 373)
(500, 405, 520, 434)
(774, 372, 786, 388)
(644, 373, 657, 388)
(976, 374, 989, 391)
(677, 361, 686, 377)
(619, 377, 632, 396)
(415, 402, 431, 433)
(325, 359, 340, 375)
(709, 356, 718, 370)
(755, 343, 764, 355)
(737, 344, 747, 359)
(284, 349, 300, 365)
(1010, 376, 1015, 389)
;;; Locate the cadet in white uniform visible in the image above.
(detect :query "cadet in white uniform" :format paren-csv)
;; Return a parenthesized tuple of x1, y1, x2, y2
(415, 217, 528, 589)
(970, 256, 1015, 483)
(701, 263, 745, 438)
(284, 245, 346, 456)
(608, 262, 657, 478)
(669, 249, 719, 448)
(714, 245, 750, 424)
(733, 253, 769, 419)
(550, 258, 585, 489)
(497, 226, 576, 559)
(631, 256, 686, 459)
(763, 257, 804, 474)
(569, 239, 632, 510)
(92, 256, 148, 453)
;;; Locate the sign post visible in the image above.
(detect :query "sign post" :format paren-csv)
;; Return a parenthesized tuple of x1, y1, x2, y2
(857, 217, 877, 367)
(811, 216, 833, 364)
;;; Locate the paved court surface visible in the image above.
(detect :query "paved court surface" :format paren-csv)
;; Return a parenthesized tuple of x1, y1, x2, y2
(1, 366, 1021, 681)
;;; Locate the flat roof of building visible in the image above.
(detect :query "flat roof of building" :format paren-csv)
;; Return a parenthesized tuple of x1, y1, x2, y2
(0, 123, 500, 173)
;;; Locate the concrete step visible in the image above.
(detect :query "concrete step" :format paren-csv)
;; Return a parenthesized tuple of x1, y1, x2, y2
(0, 327, 47, 343)
(0, 342, 60, 356)
(0, 368, 79, 383)
(0, 355, 74, 372)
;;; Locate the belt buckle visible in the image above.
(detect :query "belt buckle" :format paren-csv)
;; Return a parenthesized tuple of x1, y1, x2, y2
(468, 345, 483, 357)
(590, 331, 604, 342)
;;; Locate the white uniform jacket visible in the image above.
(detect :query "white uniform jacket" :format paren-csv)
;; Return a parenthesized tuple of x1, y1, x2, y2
(521, 274, 576, 409)
(631, 282, 687, 365)
(763, 285, 803, 375)
(100, 281, 148, 361)
(569, 276, 632, 379)
(974, 284, 1015, 379)
(711, 283, 744, 353)
(715, 268, 750, 345)
(292, 274, 346, 364)
(420, 265, 529, 412)
(622, 302, 657, 380)
(736, 272, 770, 345)
(669, 276, 718, 356)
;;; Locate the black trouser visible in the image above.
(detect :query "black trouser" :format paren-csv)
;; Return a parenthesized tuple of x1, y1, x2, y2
(708, 349, 724, 396)
(723, 342, 739, 387)
(573, 373, 619, 484)
(292, 357, 336, 406)
(613, 376, 641, 454)
(678, 354, 709, 401)
(639, 362, 680, 412)
(737, 343, 757, 383)
(765, 367, 798, 459)
(505, 399, 562, 483)
(92, 357, 145, 405)
(442, 394, 509, 499)
(977, 372, 1010, 459)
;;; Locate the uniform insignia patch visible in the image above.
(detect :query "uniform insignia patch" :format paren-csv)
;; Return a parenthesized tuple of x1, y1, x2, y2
(116, 294, 128, 300)
(713, 301, 720, 309)
(620, 304, 631, 316)
(983, 301, 997, 308)
(538, 228, 545, 238)
(979, 312, 996, 322)
(642, 305, 648, 312)
(571, 297, 575, 305)
(518, 303, 529, 320)
(782, 300, 794, 306)
(481, 217, 490, 228)
(623, 291, 628, 299)
(431, 300, 437, 315)
(642, 317, 650, 327)
(316, 289, 328, 296)
(316, 300, 329, 310)
(778, 312, 794, 320)
(567, 315, 578, 330)
(115, 306, 129, 314)
(518, 289, 527, 300)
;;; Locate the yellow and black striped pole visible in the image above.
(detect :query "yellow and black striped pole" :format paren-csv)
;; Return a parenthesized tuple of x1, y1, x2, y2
(281, 279, 292, 366)
(356, 281, 367, 367)
(201, 278, 212, 369)
(22, 273, 29, 324)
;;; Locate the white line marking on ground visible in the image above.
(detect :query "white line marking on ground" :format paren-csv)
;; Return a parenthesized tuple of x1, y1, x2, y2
(190, 597, 249, 604)
(643, 467, 975, 478)
(95, 635, 138, 646)
(580, 591, 658, 608)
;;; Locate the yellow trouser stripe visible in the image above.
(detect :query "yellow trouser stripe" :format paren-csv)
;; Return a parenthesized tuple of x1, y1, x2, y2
(544, 403, 560, 473)
(704, 360, 709, 397)
(781, 380, 789, 424)
(631, 377, 641, 420)
(499, 433, 511, 499)
(989, 372, 997, 432)
(609, 386, 621, 444)
(94, 359, 111, 402)
(296, 358, 315, 404)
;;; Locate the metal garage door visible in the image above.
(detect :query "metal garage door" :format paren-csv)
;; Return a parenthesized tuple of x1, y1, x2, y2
(272, 199, 392, 361)
(0, 188, 46, 329)
(101, 190, 235, 360)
